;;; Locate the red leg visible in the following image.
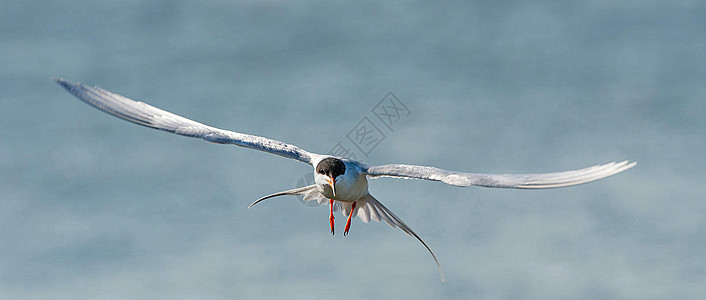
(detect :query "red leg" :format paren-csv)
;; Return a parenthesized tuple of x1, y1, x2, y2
(344, 202, 356, 236)
(329, 199, 335, 235)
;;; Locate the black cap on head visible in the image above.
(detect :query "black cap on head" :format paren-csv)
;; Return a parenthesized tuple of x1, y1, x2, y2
(316, 158, 346, 179)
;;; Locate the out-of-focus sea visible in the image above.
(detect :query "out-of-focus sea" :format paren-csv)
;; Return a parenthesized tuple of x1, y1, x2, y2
(1, 1, 704, 298)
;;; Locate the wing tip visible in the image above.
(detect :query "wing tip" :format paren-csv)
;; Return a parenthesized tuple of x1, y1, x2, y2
(607, 160, 637, 174)
(517, 160, 637, 189)
(53, 77, 90, 95)
(623, 160, 637, 169)
(53, 77, 74, 90)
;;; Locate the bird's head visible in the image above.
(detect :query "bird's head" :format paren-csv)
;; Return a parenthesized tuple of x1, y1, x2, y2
(315, 157, 346, 197)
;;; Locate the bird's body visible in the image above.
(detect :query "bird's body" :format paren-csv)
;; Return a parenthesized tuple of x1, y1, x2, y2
(55, 78, 636, 281)
(314, 158, 368, 201)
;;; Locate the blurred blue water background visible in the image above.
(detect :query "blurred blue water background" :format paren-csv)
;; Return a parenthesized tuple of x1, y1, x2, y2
(1, 1, 704, 298)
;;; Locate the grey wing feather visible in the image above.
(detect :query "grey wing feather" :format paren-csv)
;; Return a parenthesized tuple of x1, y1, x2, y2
(365, 160, 636, 188)
(55, 78, 317, 165)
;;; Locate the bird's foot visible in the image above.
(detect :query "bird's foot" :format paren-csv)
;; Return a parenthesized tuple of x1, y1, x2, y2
(343, 202, 356, 236)
(329, 199, 335, 235)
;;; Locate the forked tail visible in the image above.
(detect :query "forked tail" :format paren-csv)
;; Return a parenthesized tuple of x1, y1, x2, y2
(359, 194, 446, 281)
(248, 184, 320, 208)
(248, 186, 446, 281)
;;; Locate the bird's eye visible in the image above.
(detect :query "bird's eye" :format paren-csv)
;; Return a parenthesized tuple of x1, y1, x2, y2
(318, 169, 324, 174)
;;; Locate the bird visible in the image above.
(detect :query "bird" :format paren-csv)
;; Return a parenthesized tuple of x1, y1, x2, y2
(55, 78, 636, 281)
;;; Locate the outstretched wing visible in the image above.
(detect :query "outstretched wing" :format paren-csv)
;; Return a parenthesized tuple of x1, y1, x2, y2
(55, 78, 319, 165)
(365, 160, 635, 188)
